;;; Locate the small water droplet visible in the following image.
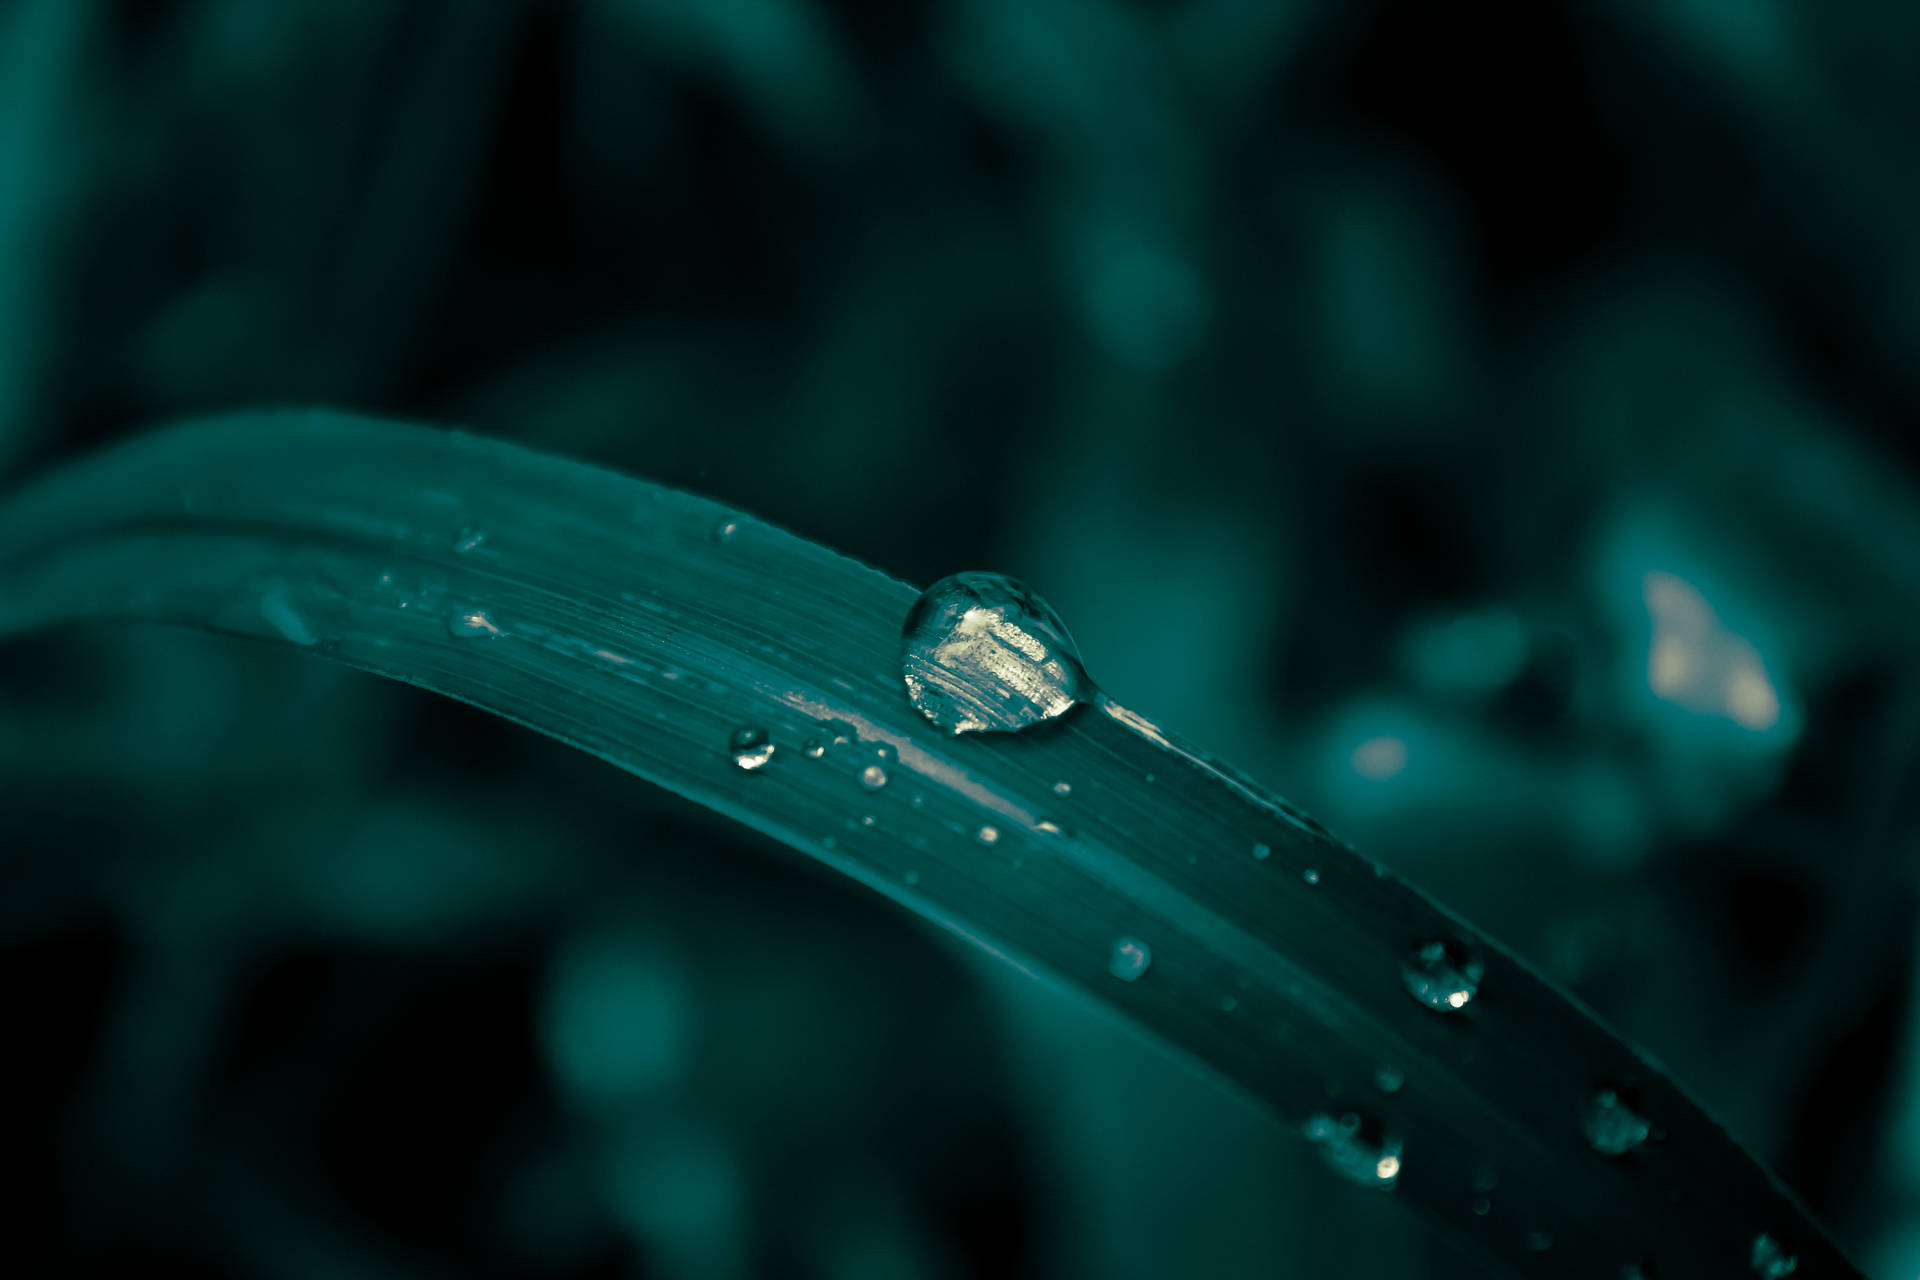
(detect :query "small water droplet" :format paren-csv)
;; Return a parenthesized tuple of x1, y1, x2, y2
(1471, 1166, 1498, 1193)
(803, 739, 826, 759)
(875, 743, 897, 763)
(1108, 936, 1152, 982)
(1303, 868, 1320, 885)
(975, 825, 1000, 846)
(908, 794, 925, 808)
(1472, 1196, 1492, 1216)
(1527, 1230, 1554, 1253)
(453, 527, 486, 554)
(729, 727, 775, 771)
(713, 518, 740, 542)
(449, 608, 503, 638)
(1374, 1066, 1405, 1094)
(1252, 842, 1272, 861)
(901, 572, 1093, 734)
(1621, 1261, 1652, 1280)
(1053, 780, 1072, 797)
(860, 814, 876, 827)
(903, 869, 920, 885)
(1218, 995, 1239, 1012)
(1303, 1112, 1401, 1189)
(1581, 1088, 1651, 1156)
(1750, 1233, 1796, 1278)
(1401, 937, 1484, 1013)
(1144, 772, 1156, 783)
(859, 764, 888, 790)
(1036, 818, 1065, 835)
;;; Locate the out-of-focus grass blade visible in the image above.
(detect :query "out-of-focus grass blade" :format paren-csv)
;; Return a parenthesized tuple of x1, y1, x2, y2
(0, 411, 1862, 1280)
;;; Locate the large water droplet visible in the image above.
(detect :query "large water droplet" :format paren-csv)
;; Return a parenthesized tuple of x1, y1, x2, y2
(449, 608, 503, 638)
(975, 825, 1000, 846)
(1581, 1088, 1651, 1156)
(1750, 1233, 1797, 1278)
(901, 572, 1092, 734)
(1108, 936, 1152, 982)
(859, 765, 888, 790)
(1401, 937, 1483, 1012)
(729, 727, 775, 771)
(1303, 1112, 1401, 1189)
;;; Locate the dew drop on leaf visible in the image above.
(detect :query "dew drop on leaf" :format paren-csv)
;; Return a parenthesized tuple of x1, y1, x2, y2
(1527, 1230, 1554, 1253)
(975, 825, 1000, 846)
(1581, 1088, 1651, 1156)
(1303, 868, 1320, 885)
(1252, 842, 1272, 861)
(1401, 937, 1484, 1012)
(803, 739, 826, 759)
(901, 571, 1092, 734)
(859, 764, 887, 790)
(1053, 780, 1072, 797)
(1108, 936, 1152, 982)
(729, 727, 775, 771)
(1374, 1065, 1405, 1094)
(449, 608, 502, 638)
(1303, 1112, 1401, 1189)
(1750, 1233, 1796, 1278)
(1472, 1196, 1492, 1216)
(713, 518, 740, 542)
(453, 527, 485, 554)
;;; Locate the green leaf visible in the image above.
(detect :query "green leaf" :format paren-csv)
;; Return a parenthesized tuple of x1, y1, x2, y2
(0, 409, 1861, 1279)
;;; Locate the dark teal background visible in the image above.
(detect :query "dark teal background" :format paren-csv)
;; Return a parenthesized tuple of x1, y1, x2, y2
(4, 1, 1920, 1276)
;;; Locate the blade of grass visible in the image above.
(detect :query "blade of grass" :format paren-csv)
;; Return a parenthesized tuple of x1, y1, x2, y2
(0, 410, 1861, 1279)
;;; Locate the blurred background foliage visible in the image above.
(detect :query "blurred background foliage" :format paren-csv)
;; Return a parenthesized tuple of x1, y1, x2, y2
(4, 0, 1920, 1276)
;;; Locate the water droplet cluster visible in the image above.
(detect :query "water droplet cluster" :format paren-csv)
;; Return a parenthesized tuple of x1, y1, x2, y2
(688, 575, 1751, 1280)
